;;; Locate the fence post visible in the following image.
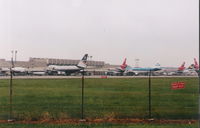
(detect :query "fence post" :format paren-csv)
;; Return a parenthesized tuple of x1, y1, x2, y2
(198, 2, 200, 127)
(148, 70, 153, 120)
(80, 69, 86, 121)
(8, 53, 14, 122)
(198, 8, 200, 127)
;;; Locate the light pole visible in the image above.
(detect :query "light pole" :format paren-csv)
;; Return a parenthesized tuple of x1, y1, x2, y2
(89, 56, 92, 60)
(135, 58, 140, 68)
(15, 50, 17, 64)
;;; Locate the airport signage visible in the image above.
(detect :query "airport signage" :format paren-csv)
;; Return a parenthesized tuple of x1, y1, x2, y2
(171, 82, 185, 90)
(101, 76, 107, 79)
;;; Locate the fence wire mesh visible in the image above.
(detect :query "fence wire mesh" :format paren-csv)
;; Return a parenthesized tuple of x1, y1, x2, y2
(0, 77, 198, 121)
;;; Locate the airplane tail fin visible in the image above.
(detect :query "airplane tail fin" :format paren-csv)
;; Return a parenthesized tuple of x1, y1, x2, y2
(194, 58, 199, 70)
(120, 58, 127, 70)
(77, 54, 88, 68)
(178, 62, 185, 71)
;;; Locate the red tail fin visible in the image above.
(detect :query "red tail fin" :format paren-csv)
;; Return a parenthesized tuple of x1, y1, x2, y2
(178, 62, 185, 71)
(120, 58, 127, 70)
(194, 58, 199, 70)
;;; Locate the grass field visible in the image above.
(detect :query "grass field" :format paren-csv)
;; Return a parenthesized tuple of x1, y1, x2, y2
(0, 77, 198, 122)
(0, 123, 198, 128)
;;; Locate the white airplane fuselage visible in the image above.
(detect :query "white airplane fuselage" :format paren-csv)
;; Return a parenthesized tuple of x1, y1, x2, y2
(48, 65, 80, 71)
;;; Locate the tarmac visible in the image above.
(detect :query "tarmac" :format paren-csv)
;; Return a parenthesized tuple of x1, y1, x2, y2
(0, 75, 198, 79)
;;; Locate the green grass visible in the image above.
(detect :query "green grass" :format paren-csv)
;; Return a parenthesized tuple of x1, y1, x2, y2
(0, 77, 198, 121)
(0, 123, 198, 128)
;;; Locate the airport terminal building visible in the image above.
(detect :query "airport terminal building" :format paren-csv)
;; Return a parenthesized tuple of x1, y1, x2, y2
(0, 57, 105, 68)
(0, 57, 115, 75)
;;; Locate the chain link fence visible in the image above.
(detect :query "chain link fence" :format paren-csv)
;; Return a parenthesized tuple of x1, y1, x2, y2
(0, 77, 198, 121)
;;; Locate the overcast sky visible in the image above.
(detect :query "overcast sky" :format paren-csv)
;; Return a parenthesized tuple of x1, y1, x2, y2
(0, 0, 198, 67)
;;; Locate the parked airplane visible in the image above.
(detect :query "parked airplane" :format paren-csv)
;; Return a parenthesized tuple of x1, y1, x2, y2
(106, 58, 127, 76)
(47, 54, 88, 75)
(12, 67, 28, 75)
(0, 67, 28, 76)
(0, 67, 10, 75)
(178, 62, 186, 71)
(125, 64, 162, 76)
(27, 68, 46, 76)
(194, 58, 199, 71)
(184, 58, 199, 76)
(158, 62, 186, 76)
